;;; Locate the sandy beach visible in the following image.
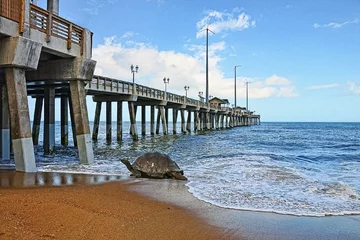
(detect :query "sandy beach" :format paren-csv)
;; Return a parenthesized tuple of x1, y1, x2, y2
(0, 177, 238, 240)
(1, 171, 360, 240)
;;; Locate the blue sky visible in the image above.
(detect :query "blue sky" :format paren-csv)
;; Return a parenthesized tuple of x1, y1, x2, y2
(35, 0, 360, 122)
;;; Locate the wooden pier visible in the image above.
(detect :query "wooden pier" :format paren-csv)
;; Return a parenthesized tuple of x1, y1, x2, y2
(0, 0, 260, 172)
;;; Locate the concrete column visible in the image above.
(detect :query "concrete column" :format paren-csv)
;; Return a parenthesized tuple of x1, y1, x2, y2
(129, 105, 138, 135)
(60, 96, 68, 146)
(44, 87, 55, 154)
(215, 114, 219, 130)
(186, 110, 191, 133)
(194, 111, 198, 132)
(32, 97, 43, 145)
(47, 0, 59, 15)
(206, 112, 210, 130)
(220, 115, 224, 129)
(68, 94, 77, 147)
(155, 107, 161, 135)
(69, 80, 94, 164)
(199, 112, 203, 130)
(117, 101, 122, 141)
(226, 115, 229, 128)
(0, 85, 10, 160)
(159, 106, 167, 135)
(141, 105, 146, 135)
(5, 68, 36, 172)
(92, 102, 102, 141)
(180, 109, 186, 134)
(165, 108, 169, 135)
(150, 105, 155, 135)
(172, 109, 178, 134)
(128, 102, 138, 141)
(106, 101, 112, 142)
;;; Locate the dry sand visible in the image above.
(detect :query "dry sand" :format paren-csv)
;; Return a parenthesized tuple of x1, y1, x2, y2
(0, 181, 240, 240)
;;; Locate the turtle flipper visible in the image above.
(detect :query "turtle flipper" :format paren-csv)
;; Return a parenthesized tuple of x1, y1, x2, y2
(168, 172, 188, 181)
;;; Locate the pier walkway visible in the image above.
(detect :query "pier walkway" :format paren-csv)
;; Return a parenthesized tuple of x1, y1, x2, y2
(0, 0, 259, 172)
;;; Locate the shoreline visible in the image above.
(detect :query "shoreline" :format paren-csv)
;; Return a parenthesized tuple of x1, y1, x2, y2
(1, 170, 360, 240)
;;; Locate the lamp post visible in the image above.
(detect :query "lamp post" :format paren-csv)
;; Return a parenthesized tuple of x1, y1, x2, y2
(184, 86, 190, 97)
(198, 91, 203, 102)
(130, 64, 139, 84)
(245, 81, 250, 113)
(234, 65, 241, 108)
(163, 77, 170, 92)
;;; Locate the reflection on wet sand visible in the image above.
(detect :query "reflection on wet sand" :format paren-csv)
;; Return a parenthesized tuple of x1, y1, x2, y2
(0, 169, 124, 188)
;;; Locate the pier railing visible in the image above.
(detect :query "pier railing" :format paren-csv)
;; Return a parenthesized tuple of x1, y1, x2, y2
(29, 4, 85, 53)
(88, 75, 245, 114)
(0, 0, 22, 23)
(0, 1, 87, 54)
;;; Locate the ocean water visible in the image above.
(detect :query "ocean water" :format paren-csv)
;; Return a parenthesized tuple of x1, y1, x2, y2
(2, 122, 360, 217)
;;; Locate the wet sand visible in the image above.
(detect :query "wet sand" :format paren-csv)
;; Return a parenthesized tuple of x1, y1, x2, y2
(0, 171, 239, 240)
(1, 171, 360, 240)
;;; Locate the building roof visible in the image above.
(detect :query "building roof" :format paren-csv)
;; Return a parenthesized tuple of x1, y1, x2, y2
(209, 97, 228, 104)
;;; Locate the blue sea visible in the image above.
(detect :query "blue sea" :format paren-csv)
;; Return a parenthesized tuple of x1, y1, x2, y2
(2, 122, 360, 217)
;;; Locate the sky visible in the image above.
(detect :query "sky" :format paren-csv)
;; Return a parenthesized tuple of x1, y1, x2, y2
(34, 0, 360, 122)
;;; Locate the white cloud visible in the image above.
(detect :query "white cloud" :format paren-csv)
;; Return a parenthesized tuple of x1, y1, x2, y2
(121, 31, 135, 39)
(92, 37, 297, 102)
(83, 0, 118, 15)
(196, 9, 255, 38)
(313, 18, 359, 29)
(306, 83, 339, 90)
(347, 81, 360, 94)
(265, 75, 292, 86)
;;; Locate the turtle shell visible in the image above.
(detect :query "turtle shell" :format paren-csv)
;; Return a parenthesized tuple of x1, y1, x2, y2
(132, 152, 183, 178)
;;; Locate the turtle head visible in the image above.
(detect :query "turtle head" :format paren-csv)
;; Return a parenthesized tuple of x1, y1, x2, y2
(121, 159, 134, 173)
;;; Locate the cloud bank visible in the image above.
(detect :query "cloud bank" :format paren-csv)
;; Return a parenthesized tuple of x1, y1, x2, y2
(196, 9, 256, 38)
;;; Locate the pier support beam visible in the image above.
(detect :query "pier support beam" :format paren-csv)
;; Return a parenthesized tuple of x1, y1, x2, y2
(206, 112, 211, 130)
(160, 106, 168, 135)
(69, 95, 77, 147)
(32, 97, 43, 146)
(92, 102, 102, 141)
(142, 106, 146, 135)
(150, 106, 155, 135)
(180, 109, 186, 134)
(117, 102, 122, 141)
(5, 68, 36, 171)
(106, 102, 112, 142)
(194, 111, 199, 132)
(44, 87, 55, 154)
(156, 107, 161, 135)
(69, 80, 94, 164)
(186, 110, 191, 133)
(165, 108, 169, 135)
(0, 36, 42, 172)
(0, 86, 10, 160)
(173, 109, 178, 134)
(60, 96, 68, 146)
(128, 102, 138, 141)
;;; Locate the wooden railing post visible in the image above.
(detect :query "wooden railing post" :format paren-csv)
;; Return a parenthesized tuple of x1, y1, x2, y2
(67, 23, 73, 50)
(46, 12, 52, 42)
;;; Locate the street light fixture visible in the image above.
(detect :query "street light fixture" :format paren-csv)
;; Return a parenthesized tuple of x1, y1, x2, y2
(245, 81, 250, 113)
(163, 77, 170, 92)
(184, 86, 190, 97)
(198, 91, 203, 102)
(130, 64, 139, 83)
(234, 65, 241, 108)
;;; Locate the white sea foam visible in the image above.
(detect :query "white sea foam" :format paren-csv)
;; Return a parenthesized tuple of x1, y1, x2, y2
(185, 154, 360, 216)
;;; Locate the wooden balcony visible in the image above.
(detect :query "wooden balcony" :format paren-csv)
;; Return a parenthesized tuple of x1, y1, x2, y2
(0, 0, 90, 56)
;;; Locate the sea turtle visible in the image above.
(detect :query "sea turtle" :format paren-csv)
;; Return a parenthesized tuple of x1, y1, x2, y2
(121, 152, 188, 181)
